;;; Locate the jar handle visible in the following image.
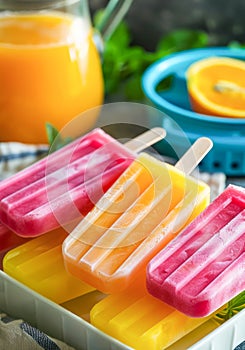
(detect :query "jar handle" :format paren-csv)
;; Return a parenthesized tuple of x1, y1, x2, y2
(95, 0, 134, 41)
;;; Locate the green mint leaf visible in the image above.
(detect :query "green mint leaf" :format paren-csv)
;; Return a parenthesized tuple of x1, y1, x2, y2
(46, 122, 59, 146)
(124, 74, 145, 101)
(108, 21, 131, 48)
(45, 122, 73, 153)
(214, 291, 245, 324)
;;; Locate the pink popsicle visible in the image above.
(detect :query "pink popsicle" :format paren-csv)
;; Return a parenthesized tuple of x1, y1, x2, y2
(0, 128, 135, 237)
(147, 184, 245, 317)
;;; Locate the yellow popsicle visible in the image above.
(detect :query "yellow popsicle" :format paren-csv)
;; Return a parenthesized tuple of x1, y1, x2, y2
(3, 227, 95, 304)
(90, 282, 212, 350)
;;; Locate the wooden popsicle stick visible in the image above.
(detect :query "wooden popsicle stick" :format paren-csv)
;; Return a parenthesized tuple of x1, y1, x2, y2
(125, 127, 166, 153)
(175, 137, 213, 175)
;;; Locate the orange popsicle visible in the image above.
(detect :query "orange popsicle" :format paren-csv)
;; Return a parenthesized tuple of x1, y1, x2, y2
(63, 138, 212, 293)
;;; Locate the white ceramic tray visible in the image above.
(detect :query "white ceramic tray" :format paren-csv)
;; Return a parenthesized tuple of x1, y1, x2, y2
(0, 271, 244, 350)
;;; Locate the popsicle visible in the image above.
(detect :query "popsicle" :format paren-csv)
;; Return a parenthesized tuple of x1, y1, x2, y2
(90, 281, 213, 350)
(63, 137, 212, 294)
(0, 222, 28, 269)
(2, 128, 166, 303)
(146, 184, 245, 318)
(3, 227, 95, 304)
(0, 128, 137, 237)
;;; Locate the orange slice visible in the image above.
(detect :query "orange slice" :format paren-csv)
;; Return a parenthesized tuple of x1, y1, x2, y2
(186, 56, 245, 118)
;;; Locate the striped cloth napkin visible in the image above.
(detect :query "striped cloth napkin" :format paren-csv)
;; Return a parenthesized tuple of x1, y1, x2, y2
(0, 312, 75, 350)
(0, 142, 49, 180)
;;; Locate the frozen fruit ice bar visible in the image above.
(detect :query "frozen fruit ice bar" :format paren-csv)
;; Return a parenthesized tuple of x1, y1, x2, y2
(3, 227, 95, 304)
(0, 128, 135, 237)
(63, 152, 210, 293)
(90, 281, 212, 350)
(0, 222, 29, 269)
(147, 184, 245, 317)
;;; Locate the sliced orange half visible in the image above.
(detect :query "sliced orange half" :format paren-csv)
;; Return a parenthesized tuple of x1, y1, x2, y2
(186, 56, 245, 118)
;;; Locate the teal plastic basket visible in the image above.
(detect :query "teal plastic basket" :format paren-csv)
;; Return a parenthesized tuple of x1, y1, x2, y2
(142, 47, 245, 176)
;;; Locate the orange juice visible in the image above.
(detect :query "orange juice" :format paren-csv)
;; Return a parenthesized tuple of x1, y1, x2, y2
(0, 11, 104, 143)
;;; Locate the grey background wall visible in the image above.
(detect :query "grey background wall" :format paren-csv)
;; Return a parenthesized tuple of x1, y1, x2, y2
(89, 0, 245, 50)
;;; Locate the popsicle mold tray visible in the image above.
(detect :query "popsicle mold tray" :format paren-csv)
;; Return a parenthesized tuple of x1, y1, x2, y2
(0, 271, 244, 350)
(142, 47, 245, 176)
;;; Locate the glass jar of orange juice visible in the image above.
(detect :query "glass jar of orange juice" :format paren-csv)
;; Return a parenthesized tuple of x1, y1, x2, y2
(0, 0, 105, 143)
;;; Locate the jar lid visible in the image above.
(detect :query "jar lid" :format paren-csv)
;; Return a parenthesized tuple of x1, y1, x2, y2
(0, 0, 79, 10)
